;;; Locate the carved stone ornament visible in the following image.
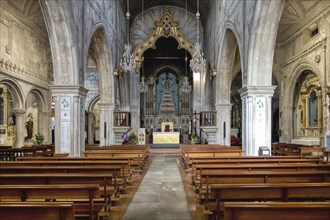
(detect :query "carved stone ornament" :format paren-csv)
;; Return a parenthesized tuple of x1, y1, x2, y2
(5, 45, 11, 54)
(314, 55, 321, 63)
(133, 7, 195, 73)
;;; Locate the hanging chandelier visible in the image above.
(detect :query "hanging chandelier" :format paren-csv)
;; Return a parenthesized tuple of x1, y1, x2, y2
(137, 76, 148, 93)
(180, 76, 192, 93)
(120, 0, 136, 74)
(180, 0, 192, 94)
(190, 0, 206, 73)
(137, 0, 148, 93)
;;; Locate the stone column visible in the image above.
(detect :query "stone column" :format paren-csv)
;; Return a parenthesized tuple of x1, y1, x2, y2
(88, 112, 94, 144)
(50, 85, 88, 156)
(239, 86, 276, 156)
(41, 112, 52, 144)
(12, 108, 26, 148)
(99, 102, 115, 146)
(215, 103, 232, 146)
(130, 73, 140, 132)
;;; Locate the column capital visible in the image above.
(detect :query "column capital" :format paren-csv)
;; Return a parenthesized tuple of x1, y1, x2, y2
(98, 102, 116, 110)
(50, 85, 89, 97)
(239, 86, 277, 97)
(214, 103, 232, 111)
(12, 108, 26, 115)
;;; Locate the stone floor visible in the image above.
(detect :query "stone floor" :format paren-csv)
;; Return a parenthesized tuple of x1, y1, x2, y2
(107, 153, 207, 220)
(122, 154, 191, 220)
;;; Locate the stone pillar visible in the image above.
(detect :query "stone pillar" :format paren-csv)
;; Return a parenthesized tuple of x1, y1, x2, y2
(87, 112, 94, 145)
(12, 108, 26, 148)
(99, 103, 115, 146)
(215, 103, 232, 146)
(239, 86, 276, 156)
(41, 112, 52, 144)
(130, 73, 140, 132)
(50, 85, 88, 156)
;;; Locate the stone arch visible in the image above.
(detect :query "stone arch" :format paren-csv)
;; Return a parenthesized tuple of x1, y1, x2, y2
(39, 0, 79, 85)
(87, 25, 114, 103)
(153, 65, 181, 78)
(216, 25, 242, 104)
(285, 61, 321, 141)
(88, 95, 101, 113)
(132, 6, 199, 72)
(247, 0, 285, 86)
(0, 78, 24, 109)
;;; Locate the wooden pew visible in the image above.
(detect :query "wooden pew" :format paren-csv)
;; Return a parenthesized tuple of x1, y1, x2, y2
(224, 202, 330, 220)
(0, 173, 113, 216)
(198, 170, 330, 201)
(187, 157, 323, 172)
(0, 202, 75, 220)
(0, 165, 125, 196)
(208, 182, 330, 219)
(14, 157, 139, 173)
(180, 145, 243, 168)
(0, 184, 101, 220)
(192, 163, 330, 185)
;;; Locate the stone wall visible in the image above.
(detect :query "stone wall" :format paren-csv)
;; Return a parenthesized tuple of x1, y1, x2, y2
(0, 7, 50, 86)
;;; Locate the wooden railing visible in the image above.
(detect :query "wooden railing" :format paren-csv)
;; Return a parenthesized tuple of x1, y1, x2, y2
(200, 111, 216, 126)
(113, 112, 131, 127)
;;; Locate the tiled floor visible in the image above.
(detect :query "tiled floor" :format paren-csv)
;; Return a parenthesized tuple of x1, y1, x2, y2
(107, 153, 207, 220)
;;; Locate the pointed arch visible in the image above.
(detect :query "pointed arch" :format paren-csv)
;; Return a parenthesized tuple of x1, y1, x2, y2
(39, 0, 79, 85)
(133, 7, 197, 72)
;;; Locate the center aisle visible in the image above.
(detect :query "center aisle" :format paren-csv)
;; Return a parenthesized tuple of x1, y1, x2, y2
(122, 153, 192, 220)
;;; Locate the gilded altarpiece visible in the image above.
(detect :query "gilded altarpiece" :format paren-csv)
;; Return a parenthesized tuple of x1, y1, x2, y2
(298, 75, 322, 139)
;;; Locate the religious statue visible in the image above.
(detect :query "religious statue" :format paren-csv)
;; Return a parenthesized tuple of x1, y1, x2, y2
(162, 75, 172, 91)
(25, 113, 33, 140)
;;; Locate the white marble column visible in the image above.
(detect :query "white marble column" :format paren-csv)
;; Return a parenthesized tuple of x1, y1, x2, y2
(215, 103, 232, 146)
(12, 108, 26, 148)
(99, 102, 115, 146)
(239, 86, 276, 156)
(50, 85, 88, 156)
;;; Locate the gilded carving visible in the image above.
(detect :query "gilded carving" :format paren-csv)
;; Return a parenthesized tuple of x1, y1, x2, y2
(133, 7, 196, 73)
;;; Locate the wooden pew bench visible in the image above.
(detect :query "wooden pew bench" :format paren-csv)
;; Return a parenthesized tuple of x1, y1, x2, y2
(198, 170, 330, 201)
(187, 157, 323, 170)
(0, 202, 75, 220)
(0, 184, 101, 220)
(83, 150, 148, 171)
(180, 146, 243, 169)
(207, 182, 330, 219)
(224, 202, 330, 220)
(192, 163, 330, 186)
(0, 173, 113, 217)
(0, 165, 127, 197)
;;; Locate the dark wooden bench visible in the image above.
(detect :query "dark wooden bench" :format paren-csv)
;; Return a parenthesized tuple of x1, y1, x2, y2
(207, 182, 330, 219)
(0, 173, 113, 216)
(0, 184, 101, 220)
(0, 165, 126, 195)
(192, 163, 330, 185)
(0, 202, 75, 220)
(224, 202, 330, 220)
(198, 170, 330, 201)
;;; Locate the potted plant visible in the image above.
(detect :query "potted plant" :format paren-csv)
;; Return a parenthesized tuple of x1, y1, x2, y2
(35, 133, 44, 145)
(128, 132, 138, 145)
(191, 133, 199, 145)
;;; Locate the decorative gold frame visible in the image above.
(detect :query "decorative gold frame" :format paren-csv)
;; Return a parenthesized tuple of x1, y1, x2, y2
(133, 7, 196, 73)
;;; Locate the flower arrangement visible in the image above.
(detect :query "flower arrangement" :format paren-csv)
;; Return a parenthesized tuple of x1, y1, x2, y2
(128, 132, 138, 145)
(35, 133, 44, 144)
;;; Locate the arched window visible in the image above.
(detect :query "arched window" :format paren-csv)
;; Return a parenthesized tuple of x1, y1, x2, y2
(308, 90, 318, 126)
